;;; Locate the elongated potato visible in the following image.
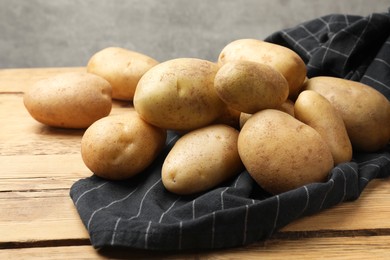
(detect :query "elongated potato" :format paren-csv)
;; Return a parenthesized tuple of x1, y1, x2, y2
(218, 39, 306, 100)
(214, 60, 289, 113)
(295, 90, 352, 165)
(238, 109, 334, 194)
(134, 58, 225, 131)
(23, 72, 112, 129)
(303, 76, 390, 152)
(87, 47, 158, 100)
(162, 124, 243, 195)
(81, 111, 167, 180)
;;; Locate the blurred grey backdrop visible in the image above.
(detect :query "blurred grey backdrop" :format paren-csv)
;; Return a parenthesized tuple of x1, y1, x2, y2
(1, 0, 389, 68)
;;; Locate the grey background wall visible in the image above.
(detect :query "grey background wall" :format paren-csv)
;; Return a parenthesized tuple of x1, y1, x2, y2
(1, 0, 389, 68)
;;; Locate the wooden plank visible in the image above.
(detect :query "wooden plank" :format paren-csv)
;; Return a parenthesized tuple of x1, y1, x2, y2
(1, 236, 390, 259)
(0, 179, 389, 245)
(282, 178, 390, 231)
(0, 190, 89, 243)
(0, 67, 86, 92)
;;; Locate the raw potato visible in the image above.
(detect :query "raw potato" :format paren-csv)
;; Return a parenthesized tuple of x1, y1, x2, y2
(239, 100, 295, 128)
(218, 39, 306, 100)
(81, 112, 167, 180)
(134, 58, 226, 131)
(213, 105, 241, 129)
(87, 47, 159, 100)
(303, 76, 390, 152)
(162, 124, 243, 195)
(214, 60, 289, 113)
(23, 72, 112, 129)
(295, 90, 352, 165)
(238, 109, 334, 194)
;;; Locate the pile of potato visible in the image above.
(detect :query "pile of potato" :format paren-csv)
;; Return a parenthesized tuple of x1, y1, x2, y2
(23, 40, 390, 195)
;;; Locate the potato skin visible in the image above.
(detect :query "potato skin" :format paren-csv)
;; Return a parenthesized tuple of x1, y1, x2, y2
(239, 100, 295, 129)
(23, 72, 112, 129)
(81, 112, 167, 180)
(214, 60, 289, 113)
(303, 76, 390, 152)
(87, 47, 159, 101)
(238, 109, 334, 194)
(162, 124, 243, 195)
(134, 58, 225, 131)
(218, 39, 306, 100)
(295, 90, 352, 165)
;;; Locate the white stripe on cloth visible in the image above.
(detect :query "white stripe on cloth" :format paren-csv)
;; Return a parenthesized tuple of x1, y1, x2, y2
(319, 179, 335, 211)
(87, 187, 139, 230)
(159, 197, 181, 223)
(75, 182, 107, 206)
(363, 75, 390, 91)
(110, 178, 162, 245)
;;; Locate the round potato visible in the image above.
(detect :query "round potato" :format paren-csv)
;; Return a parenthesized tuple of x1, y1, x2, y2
(238, 109, 334, 194)
(295, 90, 352, 165)
(239, 99, 295, 129)
(303, 76, 390, 152)
(162, 124, 243, 195)
(218, 39, 306, 100)
(133, 58, 225, 131)
(214, 60, 289, 113)
(87, 47, 159, 100)
(23, 72, 112, 129)
(81, 111, 167, 180)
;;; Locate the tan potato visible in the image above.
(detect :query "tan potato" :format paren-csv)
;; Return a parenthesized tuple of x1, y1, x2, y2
(162, 124, 243, 195)
(303, 76, 390, 152)
(218, 39, 306, 100)
(81, 111, 167, 180)
(133, 58, 225, 131)
(238, 109, 334, 194)
(295, 90, 352, 165)
(212, 105, 241, 129)
(23, 72, 112, 129)
(214, 60, 289, 113)
(87, 47, 159, 101)
(239, 100, 295, 129)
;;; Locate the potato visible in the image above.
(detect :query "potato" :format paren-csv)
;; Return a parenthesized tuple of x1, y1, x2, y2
(212, 105, 241, 129)
(162, 124, 243, 195)
(303, 76, 390, 152)
(238, 109, 334, 194)
(81, 111, 167, 180)
(239, 99, 295, 128)
(23, 72, 112, 129)
(295, 90, 352, 165)
(214, 60, 289, 113)
(87, 47, 159, 101)
(133, 58, 226, 131)
(218, 39, 306, 100)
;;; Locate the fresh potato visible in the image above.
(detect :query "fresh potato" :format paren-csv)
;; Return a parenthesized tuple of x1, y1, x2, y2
(162, 124, 243, 195)
(212, 105, 241, 129)
(218, 39, 306, 100)
(303, 76, 390, 152)
(239, 99, 295, 128)
(238, 109, 334, 194)
(23, 72, 112, 129)
(81, 111, 167, 180)
(87, 47, 159, 101)
(214, 60, 289, 113)
(133, 58, 225, 131)
(295, 90, 352, 165)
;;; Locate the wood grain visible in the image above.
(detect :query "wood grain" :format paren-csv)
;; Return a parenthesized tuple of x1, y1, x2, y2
(1, 236, 390, 259)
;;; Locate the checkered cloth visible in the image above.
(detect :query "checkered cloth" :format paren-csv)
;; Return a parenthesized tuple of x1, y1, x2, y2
(70, 10, 390, 250)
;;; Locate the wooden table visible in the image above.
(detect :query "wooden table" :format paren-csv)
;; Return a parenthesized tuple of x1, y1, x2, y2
(0, 67, 389, 259)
